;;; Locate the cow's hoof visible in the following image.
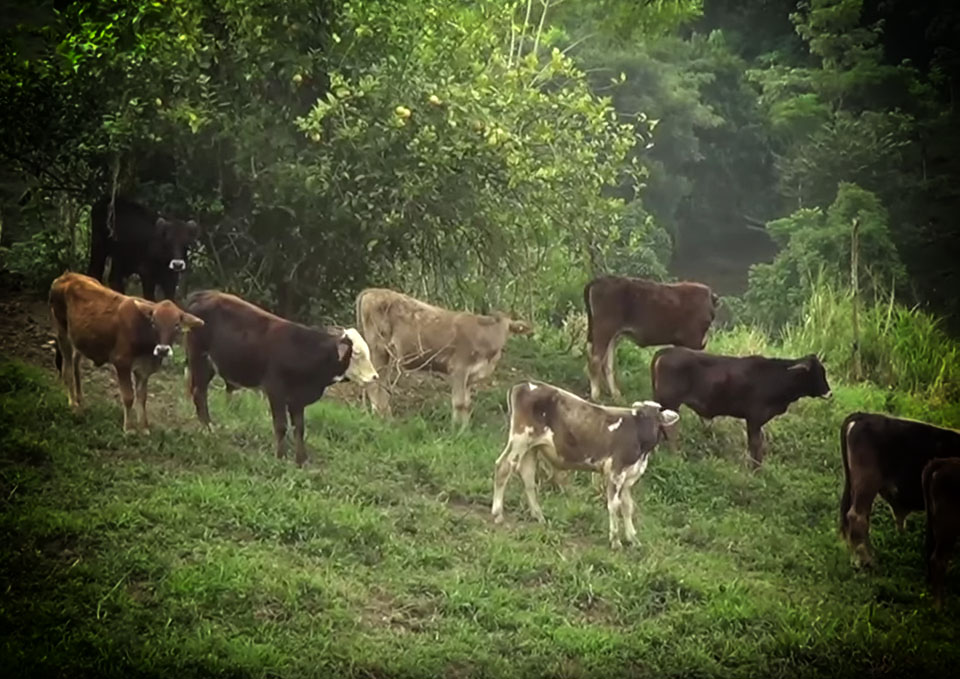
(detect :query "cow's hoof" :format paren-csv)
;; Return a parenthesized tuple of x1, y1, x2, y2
(532, 513, 546, 524)
(492, 513, 504, 525)
(610, 539, 623, 550)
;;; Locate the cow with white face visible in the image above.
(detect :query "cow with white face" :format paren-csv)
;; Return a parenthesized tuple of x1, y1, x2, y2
(491, 381, 679, 548)
(184, 290, 379, 467)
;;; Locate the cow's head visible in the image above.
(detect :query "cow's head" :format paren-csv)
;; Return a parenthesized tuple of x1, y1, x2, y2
(631, 400, 680, 442)
(787, 354, 832, 399)
(336, 328, 379, 384)
(155, 216, 200, 272)
(135, 299, 204, 358)
(679, 288, 717, 350)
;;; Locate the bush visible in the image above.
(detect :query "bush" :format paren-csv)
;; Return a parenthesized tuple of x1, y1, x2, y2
(742, 183, 906, 331)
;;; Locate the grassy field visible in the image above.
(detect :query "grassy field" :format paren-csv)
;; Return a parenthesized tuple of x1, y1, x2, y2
(2, 330, 959, 678)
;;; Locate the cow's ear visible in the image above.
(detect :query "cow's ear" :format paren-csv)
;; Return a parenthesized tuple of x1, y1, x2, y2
(659, 409, 680, 427)
(337, 336, 353, 362)
(155, 217, 169, 234)
(186, 219, 199, 233)
(133, 299, 155, 321)
(180, 312, 204, 329)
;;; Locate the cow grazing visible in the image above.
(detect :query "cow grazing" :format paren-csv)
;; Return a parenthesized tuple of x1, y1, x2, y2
(88, 194, 200, 301)
(651, 347, 831, 467)
(184, 291, 379, 466)
(839, 412, 960, 567)
(584, 275, 717, 401)
(491, 381, 679, 548)
(355, 288, 531, 427)
(923, 457, 960, 608)
(49, 272, 203, 432)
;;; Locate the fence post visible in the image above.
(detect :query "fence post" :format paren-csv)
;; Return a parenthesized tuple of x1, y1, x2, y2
(851, 216, 861, 381)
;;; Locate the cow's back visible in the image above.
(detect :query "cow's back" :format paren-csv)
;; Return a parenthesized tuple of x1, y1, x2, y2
(588, 276, 714, 347)
(185, 291, 279, 387)
(358, 288, 462, 371)
(50, 272, 126, 365)
(848, 413, 960, 511)
(92, 195, 158, 244)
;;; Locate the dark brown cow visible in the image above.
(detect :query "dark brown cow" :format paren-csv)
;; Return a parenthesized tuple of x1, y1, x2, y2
(88, 194, 200, 301)
(491, 381, 679, 548)
(923, 457, 960, 608)
(356, 288, 531, 427)
(49, 272, 203, 432)
(839, 412, 960, 567)
(184, 291, 379, 466)
(651, 347, 831, 467)
(584, 276, 717, 400)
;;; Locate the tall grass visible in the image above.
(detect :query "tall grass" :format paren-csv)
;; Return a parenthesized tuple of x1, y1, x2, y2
(780, 277, 960, 402)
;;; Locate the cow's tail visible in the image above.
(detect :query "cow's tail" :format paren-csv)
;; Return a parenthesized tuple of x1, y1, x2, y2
(650, 350, 661, 400)
(48, 278, 67, 374)
(354, 289, 368, 339)
(839, 412, 862, 538)
(583, 279, 595, 347)
(87, 197, 109, 280)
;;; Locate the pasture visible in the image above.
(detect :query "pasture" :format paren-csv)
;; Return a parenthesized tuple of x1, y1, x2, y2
(2, 324, 958, 679)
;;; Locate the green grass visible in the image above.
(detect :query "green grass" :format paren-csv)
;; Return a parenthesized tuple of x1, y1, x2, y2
(2, 332, 959, 678)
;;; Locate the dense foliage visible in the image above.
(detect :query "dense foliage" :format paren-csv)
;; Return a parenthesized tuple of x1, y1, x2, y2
(1, 0, 958, 331)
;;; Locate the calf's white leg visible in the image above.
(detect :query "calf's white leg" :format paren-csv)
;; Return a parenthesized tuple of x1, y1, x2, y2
(518, 449, 545, 523)
(605, 466, 624, 549)
(491, 439, 517, 523)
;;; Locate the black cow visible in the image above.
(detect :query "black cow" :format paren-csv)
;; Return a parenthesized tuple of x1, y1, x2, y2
(839, 412, 960, 567)
(87, 194, 200, 301)
(651, 347, 832, 467)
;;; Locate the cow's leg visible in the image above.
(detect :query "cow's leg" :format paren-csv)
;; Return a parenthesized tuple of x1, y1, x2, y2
(604, 336, 622, 400)
(845, 489, 877, 568)
(518, 448, 545, 523)
(605, 466, 624, 549)
(450, 371, 472, 429)
(71, 349, 83, 408)
(133, 368, 151, 433)
(115, 364, 136, 433)
(586, 333, 610, 401)
(620, 470, 644, 547)
(746, 421, 766, 469)
(289, 404, 308, 467)
(187, 347, 216, 427)
(931, 532, 957, 610)
(888, 502, 909, 534)
(366, 352, 393, 417)
(267, 393, 288, 460)
(492, 438, 518, 523)
(108, 265, 127, 295)
(139, 269, 158, 302)
(158, 272, 178, 301)
(57, 334, 80, 408)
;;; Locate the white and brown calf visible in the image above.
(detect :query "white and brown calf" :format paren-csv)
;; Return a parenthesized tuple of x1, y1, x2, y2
(491, 381, 679, 548)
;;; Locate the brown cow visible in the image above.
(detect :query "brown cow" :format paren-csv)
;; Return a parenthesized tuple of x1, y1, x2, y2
(584, 275, 717, 400)
(923, 457, 960, 609)
(355, 288, 531, 427)
(652, 348, 831, 467)
(184, 291, 379, 466)
(840, 412, 960, 567)
(491, 381, 679, 548)
(49, 272, 203, 432)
